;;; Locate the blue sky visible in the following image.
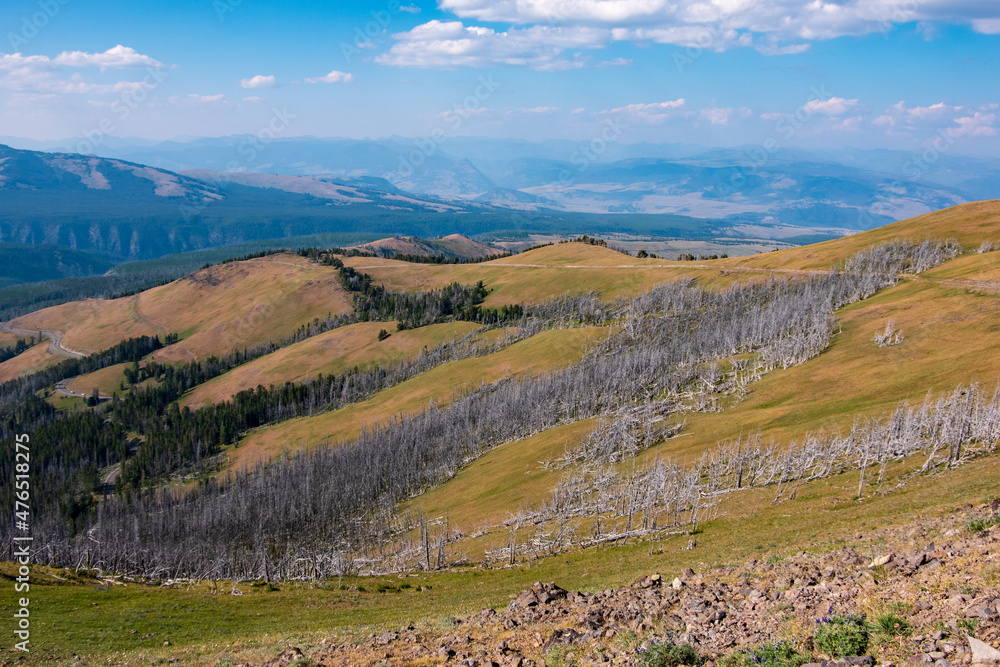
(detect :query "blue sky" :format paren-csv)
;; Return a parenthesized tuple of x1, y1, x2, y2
(0, 0, 998, 153)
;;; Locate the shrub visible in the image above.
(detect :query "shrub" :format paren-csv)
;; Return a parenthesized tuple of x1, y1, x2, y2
(637, 640, 703, 667)
(719, 640, 810, 667)
(814, 613, 869, 657)
(965, 515, 999, 533)
(377, 329, 390, 341)
(871, 613, 911, 637)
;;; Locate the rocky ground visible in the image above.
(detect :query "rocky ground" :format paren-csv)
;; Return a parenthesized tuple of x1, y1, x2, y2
(245, 503, 1000, 667)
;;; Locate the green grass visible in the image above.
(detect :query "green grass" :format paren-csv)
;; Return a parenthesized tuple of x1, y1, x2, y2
(9, 448, 1000, 666)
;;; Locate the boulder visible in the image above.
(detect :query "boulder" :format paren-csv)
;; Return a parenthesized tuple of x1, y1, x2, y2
(968, 636, 1000, 665)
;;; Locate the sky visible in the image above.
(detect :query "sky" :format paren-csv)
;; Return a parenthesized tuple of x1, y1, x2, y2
(0, 0, 998, 154)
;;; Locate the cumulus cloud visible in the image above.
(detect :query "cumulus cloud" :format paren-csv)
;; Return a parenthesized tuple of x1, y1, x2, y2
(600, 98, 686, 123)
(52, 45, 164, 69)
(700, 106, 733, 125)
(0, 47, 166, 96)
(240, 74, 276, 89)
(304, 70, 353, 83)
(169, 93, 225, 105)
(870, 100, 997, 139)
(873, 101, 961, 128)
(951, 111, 997, 136)
(434, 0, 1000, 52)
(802, 97, 859, 116)
(972, 18, 1000, 34)
(376, 20, 609, 69)
(610, 25, 751, 50)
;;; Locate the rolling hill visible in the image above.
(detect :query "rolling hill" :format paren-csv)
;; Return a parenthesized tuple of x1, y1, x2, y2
(3, 200, 1000, 667)
(348, 233, 500, 259)
(11, 253, 352, 360)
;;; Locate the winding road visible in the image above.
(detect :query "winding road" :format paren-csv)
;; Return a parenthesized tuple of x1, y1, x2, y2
(0, 321, 86, 359)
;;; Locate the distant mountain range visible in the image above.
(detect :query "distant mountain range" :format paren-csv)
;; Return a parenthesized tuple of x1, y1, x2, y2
(20, 135, 990, 230)
(1, 136, 997, 272)
(0, 143, 728, 270)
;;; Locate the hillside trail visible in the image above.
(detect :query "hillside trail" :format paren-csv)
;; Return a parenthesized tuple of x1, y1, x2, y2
(0, 321, 85, 359)
(128, 295, 168, 338)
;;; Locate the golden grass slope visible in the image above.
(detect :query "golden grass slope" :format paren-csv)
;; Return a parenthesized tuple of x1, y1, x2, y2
(181, 320, 482, 409)
(230, 327, 610, 470)
(12, 254, 352, 360)
(64, 362, 131, 398)
(344, 243, 740, 307)
(406, 243, 1000, 538)
(0, 341, 60, 383)
(725, 199, 1000, 271)
(352, 234, 498, 259)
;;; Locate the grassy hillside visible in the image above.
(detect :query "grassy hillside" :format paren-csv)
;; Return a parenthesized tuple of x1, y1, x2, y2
(5, 200, 1000, 666)
(351, 234, 499, 259)
(11, 444, 999, 667)
(181, 320, 482, 409)
(0, 340, 58, 383)
(64, 362, 132, 398)
(404, 255, 1000, 542)
(343, 244, 741, 306)
(12, 254, 351, 360)
(727, 199, 1000, 271)
(230, 326, 609, 469)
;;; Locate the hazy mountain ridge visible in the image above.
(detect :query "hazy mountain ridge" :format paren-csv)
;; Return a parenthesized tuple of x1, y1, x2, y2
(59, 136, 989, 227)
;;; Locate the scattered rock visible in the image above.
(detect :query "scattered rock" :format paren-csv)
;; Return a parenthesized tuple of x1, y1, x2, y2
(969, 636, 1000, 665)
(260, 647, 304, 667)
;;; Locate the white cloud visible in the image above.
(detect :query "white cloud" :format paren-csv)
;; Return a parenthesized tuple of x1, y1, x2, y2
(700, 106, 733, 125)
(516, 106, 559, 113)
(399, 3, 421, 12)
(835, 115, 864, 131)
(435, 0, 1000, 52)
(870, 100, 997, 139)
(601, 98, 686, 123)
(755, 42, 811, 56)
(951, 111, 997, 137)
(52, 45, 163, 69)
(802, 97, 859, 116)
(377, 20, 609, 70)
(0, 46, 169, 99)
(170, 93, 225, 105)
(611, 25, 751, 50)
(242, 96, 264, 103)
(240, 74, 276, 89)
(304, 70, 354, 84)
(972, 18, 1000, 34)
(873, 101, 961, 128)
